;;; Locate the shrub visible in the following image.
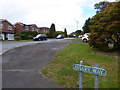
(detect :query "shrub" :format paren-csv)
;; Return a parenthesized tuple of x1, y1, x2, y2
(15, 33, 21, 36)
(15, 36, 20, 41)
(21, 34, 27, 40)
(28, 35, 33, 39)
(21, 31, 38, 37)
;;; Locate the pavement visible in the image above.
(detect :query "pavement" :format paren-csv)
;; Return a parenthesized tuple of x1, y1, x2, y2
(2, 39, 75, 88)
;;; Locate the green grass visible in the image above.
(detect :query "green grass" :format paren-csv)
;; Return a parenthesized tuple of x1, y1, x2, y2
(41, 43, 119, 88)
(74, 38, 82, 42)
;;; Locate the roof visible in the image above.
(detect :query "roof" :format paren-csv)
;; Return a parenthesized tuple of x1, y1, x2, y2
(0, 19, 7, 22)
(14, 22, 26, 26)
(26, 24, 38, 28)
(38, 27, 50, 29)
(0, 19, 14, 27)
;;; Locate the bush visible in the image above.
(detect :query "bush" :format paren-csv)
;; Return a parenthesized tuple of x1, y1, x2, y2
(28, 35, 33, 39)
(15, 33, 21, 36)
(21, 34, 27, 40)
(21, 31, 38, 37)
(15, 36, 20, 41)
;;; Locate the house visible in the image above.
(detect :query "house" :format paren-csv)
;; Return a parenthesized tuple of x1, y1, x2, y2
(38, 27, 50, 33)
(0, 19, 15, 40)
(14, 23, 38, 33)
(14, 22, 26, 33)
(26, 24, 38, 32)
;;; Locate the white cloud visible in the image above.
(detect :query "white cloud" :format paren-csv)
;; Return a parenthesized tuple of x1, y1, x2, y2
(0, 0, 115, 34)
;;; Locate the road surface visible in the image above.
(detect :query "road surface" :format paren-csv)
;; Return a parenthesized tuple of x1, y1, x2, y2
(2, 39, 75, 88)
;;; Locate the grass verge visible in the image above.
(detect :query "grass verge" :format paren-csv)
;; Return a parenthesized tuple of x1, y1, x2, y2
(74, 38, 82, 42)
(41, 43, 118, 88)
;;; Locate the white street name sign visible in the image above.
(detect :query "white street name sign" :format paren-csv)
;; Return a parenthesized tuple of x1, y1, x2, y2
(73, 64, 106, 76)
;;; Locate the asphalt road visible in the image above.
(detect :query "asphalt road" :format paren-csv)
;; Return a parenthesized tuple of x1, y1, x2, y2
(2, 39, 75, 88)
(1, 39, 68, 55)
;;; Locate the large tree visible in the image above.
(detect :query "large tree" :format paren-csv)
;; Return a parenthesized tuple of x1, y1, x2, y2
(64, 28, 68, 37)
(49, 23, 56, 38)
(89, 2, 120, 51)
(82, 17, 91, 34)
(75, 30, 82, 37)
(94, 1, 109, 13)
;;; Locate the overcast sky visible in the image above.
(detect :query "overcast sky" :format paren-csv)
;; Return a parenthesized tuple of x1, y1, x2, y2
(0, 0, 115, 34)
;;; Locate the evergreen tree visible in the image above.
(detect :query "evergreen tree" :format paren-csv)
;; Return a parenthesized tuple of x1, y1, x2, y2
(82, 17, 91, 34)
(49, 23, 56, 38)
(64, 28, 67, 37)
(75, 30, 82, 37)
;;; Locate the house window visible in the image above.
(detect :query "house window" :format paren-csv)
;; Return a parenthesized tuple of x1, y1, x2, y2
(0, 24, 3, 29)
(36, 29, 38, 31)
(25, 26, 29, 30)
(32, 28, 34, 31)
(8, 26, 12, 30)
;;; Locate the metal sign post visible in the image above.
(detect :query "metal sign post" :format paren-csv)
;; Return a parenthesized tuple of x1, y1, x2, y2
(73, 61, 107, 89)
(95, 64, 99, 90)
(79, 61, 83, 90)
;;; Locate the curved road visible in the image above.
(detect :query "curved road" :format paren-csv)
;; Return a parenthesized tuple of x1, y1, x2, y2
(2, 39, 74, 88)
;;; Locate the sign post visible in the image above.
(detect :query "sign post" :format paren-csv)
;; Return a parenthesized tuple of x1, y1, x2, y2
(94, 64, 99, 90)
(79, 61, 83, 90)
(73, 61, 107, 89)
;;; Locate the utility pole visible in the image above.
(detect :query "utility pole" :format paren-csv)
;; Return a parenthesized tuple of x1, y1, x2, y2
(116, 0, 120, 2)
(76, 21, 78, 30)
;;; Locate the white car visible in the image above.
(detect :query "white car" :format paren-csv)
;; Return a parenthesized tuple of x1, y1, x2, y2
(82, 33, 90, 42)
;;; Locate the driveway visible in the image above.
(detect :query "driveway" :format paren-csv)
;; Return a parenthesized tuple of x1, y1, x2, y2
(2, 39, 73, 88)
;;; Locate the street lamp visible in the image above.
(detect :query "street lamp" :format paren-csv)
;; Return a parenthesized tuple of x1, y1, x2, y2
(76, 21, 78, 30)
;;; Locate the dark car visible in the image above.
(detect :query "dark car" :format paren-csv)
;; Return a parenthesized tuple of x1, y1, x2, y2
(56, 34, 64, 39)
(33, 34, 47, 41)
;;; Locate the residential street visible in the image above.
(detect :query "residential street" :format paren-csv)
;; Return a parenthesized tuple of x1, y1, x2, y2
(2, 39, 75, 88)
(1, 39, 68, 55)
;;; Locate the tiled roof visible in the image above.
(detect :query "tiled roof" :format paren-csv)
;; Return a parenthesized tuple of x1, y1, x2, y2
(0, 19, 7, 22)
(39, 27, 49, 29)
(0, 19, 14, 27)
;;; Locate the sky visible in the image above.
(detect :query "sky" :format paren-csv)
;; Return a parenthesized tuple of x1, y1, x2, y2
(0, 0, 115, 34)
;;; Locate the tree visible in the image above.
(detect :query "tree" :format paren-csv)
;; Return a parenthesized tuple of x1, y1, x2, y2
(75, 30, 82, 37)
(21, 31, 38, 37)
(49, 23, 56, 38)
(89, 2, 120, 51)
(94, 1, 109, 13)
(82, 18, 91, 34)
(64, 28, 67, 37)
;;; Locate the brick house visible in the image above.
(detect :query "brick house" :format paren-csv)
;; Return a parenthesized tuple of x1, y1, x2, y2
(38, 27, 50, 33)
(14, 22, 26, 33)
(14, 23, 38, 33)
(0, 19, 15, 40)
(26, 24, 38, 32)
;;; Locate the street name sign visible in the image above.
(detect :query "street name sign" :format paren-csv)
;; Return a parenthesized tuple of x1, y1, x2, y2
(73, 64, 106, 76)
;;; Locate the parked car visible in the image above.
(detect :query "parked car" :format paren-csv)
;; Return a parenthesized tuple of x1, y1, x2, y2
(78, 35, 83, 38)
(82, 33, 90, 43)
(33, 34, 47, 41)
(56, 34, 64, 39)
